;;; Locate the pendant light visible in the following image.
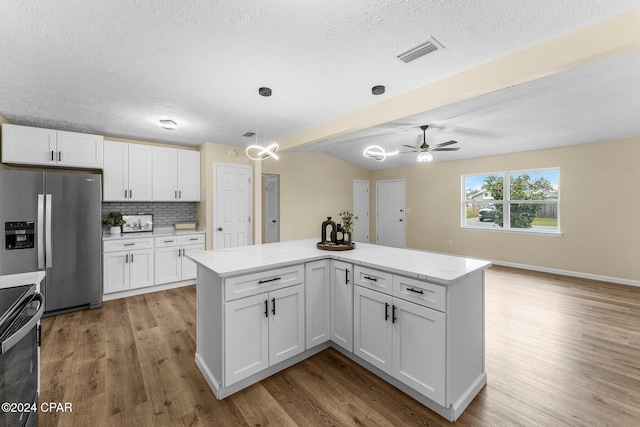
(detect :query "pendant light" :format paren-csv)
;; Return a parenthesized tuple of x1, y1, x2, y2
(363, 85, 398, 161)
(246, 87, 279, 161)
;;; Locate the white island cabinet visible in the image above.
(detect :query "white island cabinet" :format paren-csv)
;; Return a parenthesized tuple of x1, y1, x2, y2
(188, 239, 491, 422)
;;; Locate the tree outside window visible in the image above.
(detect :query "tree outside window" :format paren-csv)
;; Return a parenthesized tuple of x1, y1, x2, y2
(463, 169, 559, 233)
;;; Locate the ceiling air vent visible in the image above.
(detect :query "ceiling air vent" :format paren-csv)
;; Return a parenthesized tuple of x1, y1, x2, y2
(240, 131, 256, 138)
(397, 37, 444, 64)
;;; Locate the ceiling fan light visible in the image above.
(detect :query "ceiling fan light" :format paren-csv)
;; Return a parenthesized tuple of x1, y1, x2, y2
(416, 151, 433, 162)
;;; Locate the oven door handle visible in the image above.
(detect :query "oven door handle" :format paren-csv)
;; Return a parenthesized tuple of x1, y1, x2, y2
(0, 293, 44, 354)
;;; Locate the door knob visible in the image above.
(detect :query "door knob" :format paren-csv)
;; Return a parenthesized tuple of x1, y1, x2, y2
(272, 220, 276, 223)
(217, 227, 223, 231)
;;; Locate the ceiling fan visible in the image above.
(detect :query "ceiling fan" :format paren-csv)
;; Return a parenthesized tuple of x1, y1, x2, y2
(401, 125, 460, 162)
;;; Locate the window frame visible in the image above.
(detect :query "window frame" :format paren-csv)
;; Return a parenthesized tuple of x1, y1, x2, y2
(461, 168, 561, 236)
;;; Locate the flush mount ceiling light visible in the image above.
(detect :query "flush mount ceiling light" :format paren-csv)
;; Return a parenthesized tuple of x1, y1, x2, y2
(159, 119, 177, 130)
(246, 87, 279, 161)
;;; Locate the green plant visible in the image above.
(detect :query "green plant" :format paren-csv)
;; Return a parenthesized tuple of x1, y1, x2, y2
(483, 174, 553, 228)
(103, 211, 125, 227)
(339, 210, 354, 234)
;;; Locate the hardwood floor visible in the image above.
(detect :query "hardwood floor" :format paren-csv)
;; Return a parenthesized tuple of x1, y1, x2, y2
(39, 266, 640, 426)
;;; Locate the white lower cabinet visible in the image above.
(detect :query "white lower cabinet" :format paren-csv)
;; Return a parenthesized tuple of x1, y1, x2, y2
(354, 282, 446, 406)
(103, 233, 205, 296)
(353, 266, 447, 406)
(330, 260, 353, 351)
(354, 286, 393, 373)
(103, 238, 154, 294)
(392, 297, 446, 406)
(305, 260, 331, 349)
(224, 283, 305, 386)
(155, 234, 205, 284)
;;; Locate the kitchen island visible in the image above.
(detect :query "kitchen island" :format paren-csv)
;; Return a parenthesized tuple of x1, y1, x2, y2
(188, 239, 491, 421)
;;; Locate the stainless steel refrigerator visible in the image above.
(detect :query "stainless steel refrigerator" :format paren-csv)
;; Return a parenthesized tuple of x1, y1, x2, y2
(0, 170, 102, 314)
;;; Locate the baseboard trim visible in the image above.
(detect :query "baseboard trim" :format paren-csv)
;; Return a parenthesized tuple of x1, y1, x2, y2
(490, 260, 640, 288)
(102, 280, 195, 301)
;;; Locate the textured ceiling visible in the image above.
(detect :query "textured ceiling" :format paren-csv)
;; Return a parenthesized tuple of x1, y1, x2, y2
(297, 49, 640, 169)
(1, 1, 639, 169)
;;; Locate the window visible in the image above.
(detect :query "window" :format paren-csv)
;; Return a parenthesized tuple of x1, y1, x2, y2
(462, 169, 560, 234)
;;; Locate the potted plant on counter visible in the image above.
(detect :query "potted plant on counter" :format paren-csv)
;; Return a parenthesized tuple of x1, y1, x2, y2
(339, 210, 354, 244)
(103, 211, 125, 235)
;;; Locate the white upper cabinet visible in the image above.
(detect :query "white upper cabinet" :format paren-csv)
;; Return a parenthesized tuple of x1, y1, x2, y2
(103, 140, 152, 201)
(177, 150, 201, 201)
(152, 146, 200, 201)
(2, 123, 103, 169)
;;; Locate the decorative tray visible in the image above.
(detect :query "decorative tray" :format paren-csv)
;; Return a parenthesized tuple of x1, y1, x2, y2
(316, 242, 355, 251)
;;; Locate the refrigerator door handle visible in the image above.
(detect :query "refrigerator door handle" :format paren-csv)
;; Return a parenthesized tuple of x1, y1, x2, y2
(38, 194, 45, 269)
(46, 194, 53, 268)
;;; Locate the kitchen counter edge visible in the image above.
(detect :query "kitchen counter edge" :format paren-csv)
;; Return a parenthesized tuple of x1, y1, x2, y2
(102, 227, 205, 241)
(187, 238, 491, 285)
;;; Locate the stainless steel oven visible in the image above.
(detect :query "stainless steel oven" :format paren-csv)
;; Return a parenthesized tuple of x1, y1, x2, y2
(0, 283, 44, 427)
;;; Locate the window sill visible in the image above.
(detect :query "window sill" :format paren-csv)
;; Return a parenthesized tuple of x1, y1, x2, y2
(460, 226, 563, 237)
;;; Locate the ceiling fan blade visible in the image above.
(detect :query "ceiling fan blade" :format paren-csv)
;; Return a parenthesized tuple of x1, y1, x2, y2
(431, 140, 458, 148)
(431, 147, 460, 151)
(399, 151, 417, 154)
(402, 144, 417, 149)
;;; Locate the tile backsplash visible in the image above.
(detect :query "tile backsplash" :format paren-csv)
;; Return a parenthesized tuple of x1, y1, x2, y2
(102, 202, 197, 229)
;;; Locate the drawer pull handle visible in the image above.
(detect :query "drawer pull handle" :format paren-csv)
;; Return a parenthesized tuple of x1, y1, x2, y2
(407, 287, 424, 295)
(346, 269, 350, 285)
(124, 243, 135, 246)
(392, 305, 397, 323)
(189, 238, 199, 241)
(258, 277, 281, 284)
(385, 302, 389, 321)
(271, 297, 276, 315)
(364, 275, 378, 282)
(264, 299, 269, 317)
(164, 240, 174, 243)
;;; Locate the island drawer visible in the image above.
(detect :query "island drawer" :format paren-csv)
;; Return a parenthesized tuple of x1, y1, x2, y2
(393, 275, 446, 312)
(224, 265, 304, 301)
(354, 265, 393, 295)
(103, 237, 154, 252)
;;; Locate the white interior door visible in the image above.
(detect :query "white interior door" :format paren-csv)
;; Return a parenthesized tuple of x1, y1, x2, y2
(214, 164, 253, 249)
(376, 179, 405, 248)
(353, 180, 369, 243)
(264, 174, 279, 243)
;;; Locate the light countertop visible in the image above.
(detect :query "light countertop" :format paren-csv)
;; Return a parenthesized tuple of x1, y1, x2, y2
(102, 227, 205, 241)
(187, 238, 491, 285)
(0, 271, 46, 290)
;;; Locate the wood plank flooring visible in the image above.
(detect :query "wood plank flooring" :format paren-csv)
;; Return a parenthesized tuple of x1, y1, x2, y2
(38, 266, 640, 426)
